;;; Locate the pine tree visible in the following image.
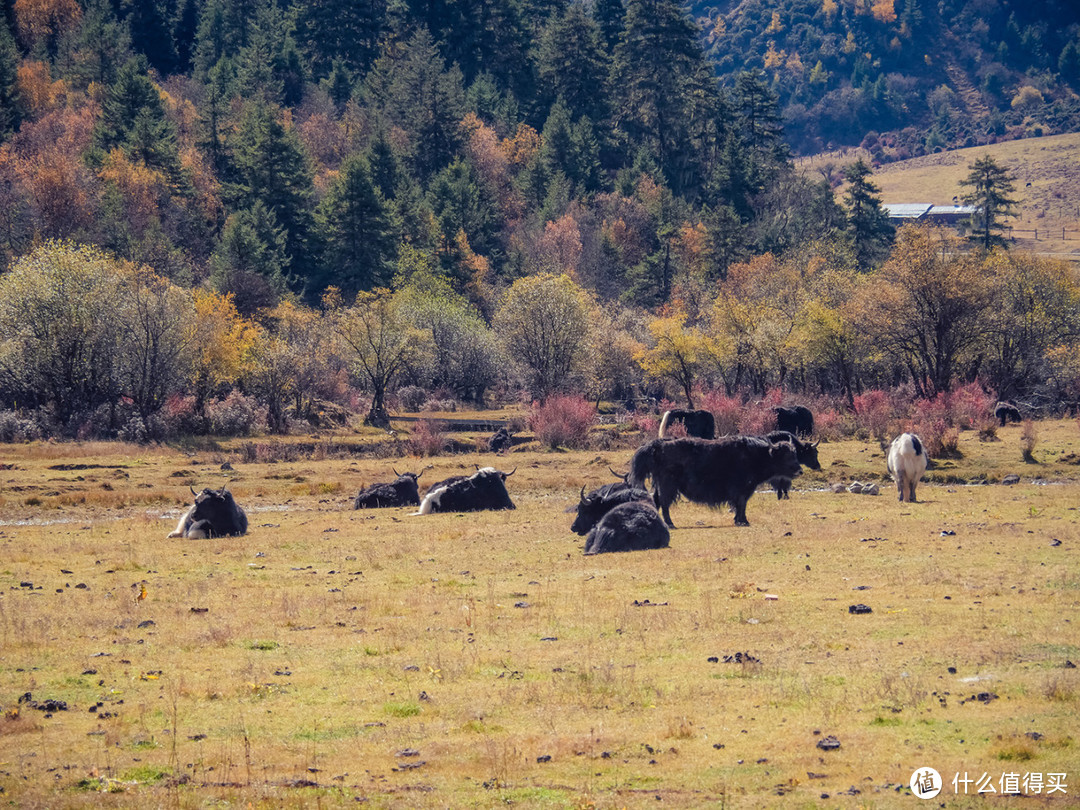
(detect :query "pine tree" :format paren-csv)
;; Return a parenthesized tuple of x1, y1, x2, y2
(733, 69, 789, 193)
(296, 0, 387, 79)
(610, 0, 712, 196)
(209, 202, 290, 315)
(593, 0, 625, 53)
(536, 2, 608, 123)
(368, 28, 466, 182)
(122, 0, 178, 76)
(312, 153, 396, 300)
(231, 98, 316, 289)
(843, 158, 894, 270)
(960, 154, 1019, 251)
(94, 56, 182, 181)
(67, 0, 133, 89)
(0, 19, 20, 141)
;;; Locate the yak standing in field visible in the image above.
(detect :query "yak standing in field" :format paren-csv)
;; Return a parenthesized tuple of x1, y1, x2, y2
(774, 405, 815, 437)
(413, 467, 516, 514)
(570, 483, 668, 554)
(658, 409, 716, 440)
(995, 401, 1022, 426)
(764, 430, 821, 499)
(168, 485, 248, 538)
(886, 433, 928, 503)
(353, 469, 422, 509)
(629, 436, 802, 527)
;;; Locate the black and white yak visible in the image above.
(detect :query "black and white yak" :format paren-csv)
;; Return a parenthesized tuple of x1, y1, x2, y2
(168, 485, 248, 538)
(413, 467, 516, 514)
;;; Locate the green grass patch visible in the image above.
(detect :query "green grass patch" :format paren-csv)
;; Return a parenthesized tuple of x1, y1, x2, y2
(247, 639, 279, 651)
(382, 701, 421, 718)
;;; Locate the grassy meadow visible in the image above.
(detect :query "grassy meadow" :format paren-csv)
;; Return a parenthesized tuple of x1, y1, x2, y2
(797, 131, 1080, 258)
(1, 420, 1079, 808)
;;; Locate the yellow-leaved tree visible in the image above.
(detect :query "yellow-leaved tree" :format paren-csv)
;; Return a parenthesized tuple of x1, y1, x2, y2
(188, 290, 258, 413)
(634, 310, 724, 408)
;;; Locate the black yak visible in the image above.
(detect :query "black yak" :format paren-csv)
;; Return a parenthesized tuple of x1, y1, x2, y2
(886, 433, 928, 503)
(569, 482, 652, 536)
(168, 485, 248, 538)
(658, 409, 716, 440)
(353, 469, 422, 509)
(774, 405, 815, 437)
(764, 430, 821, 499)
(583, 502, 671, 555)
(994, 401, 1022, 426)
(628, 436, 802, 527)
(488, 426, 513, 453)
(413, 467, 516, 514)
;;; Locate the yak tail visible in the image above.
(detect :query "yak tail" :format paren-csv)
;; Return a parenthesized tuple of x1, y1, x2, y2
(911, 434, 924, 456)
(657, 410, 672, 439)
(628, 441, 657, 490)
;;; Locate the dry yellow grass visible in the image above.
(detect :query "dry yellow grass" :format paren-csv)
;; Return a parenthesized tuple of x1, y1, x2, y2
(797, 132, 1080, 259)
(1, 422, 1078, 808)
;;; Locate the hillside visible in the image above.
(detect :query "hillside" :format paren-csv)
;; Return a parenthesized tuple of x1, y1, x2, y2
(798, 132, 1080, 257)
(688, 0, 1080, 155)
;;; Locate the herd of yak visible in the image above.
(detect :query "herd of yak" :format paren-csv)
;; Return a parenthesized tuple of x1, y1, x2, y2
(168, 401, 1024, 554)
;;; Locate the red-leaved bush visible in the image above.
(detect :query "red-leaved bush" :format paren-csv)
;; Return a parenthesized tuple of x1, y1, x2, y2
(408, 419, 449, 457)
(947, 382, 994, 429)
(530, 395, 595, 449)
(206, 390, 266, 437)
(852, 390, 895, 442)
(700, 390, 742, 436)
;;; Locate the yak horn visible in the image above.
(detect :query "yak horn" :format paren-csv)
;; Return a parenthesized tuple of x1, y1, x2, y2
(579, 485, 587, 502)
(190, 485, 198, 497)
(609, 466, 628, 481)
(393, 467, 400, 476)
(505, 467, 517, 477)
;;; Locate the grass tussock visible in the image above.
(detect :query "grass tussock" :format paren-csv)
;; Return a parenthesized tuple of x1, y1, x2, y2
(1, 421, 1079, 807)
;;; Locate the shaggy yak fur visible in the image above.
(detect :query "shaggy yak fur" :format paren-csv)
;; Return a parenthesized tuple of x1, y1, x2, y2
(764, 430, 821, 499)
(569, 482, 653, 536)
(583, 501, 671, 555)
(413, 467, 516, 514)
(658, 409, 716, 440)
(629, 436, 802, 527)
(168, 486, 248, 538)
(886, 432, 928, 503)
(773, 405, 815, 437)
(353, 470, 422, 509)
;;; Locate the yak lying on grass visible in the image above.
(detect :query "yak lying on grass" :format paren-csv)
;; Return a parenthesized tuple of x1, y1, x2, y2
(353, 469, 422, 509)
(629, 436, 802, 527)
(413, 467, 516, 514)
(584, 502, 670, 555)
(887, 432, 928, 503)
(570, 482, 668, 554)
(168, 485, 248, 538)
(764, 430, 820, 499)
(569, 482, 652, 536)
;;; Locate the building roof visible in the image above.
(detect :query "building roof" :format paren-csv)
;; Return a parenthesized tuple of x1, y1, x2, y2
(927, 205, 979, 216)
(883, 203, 933, 219)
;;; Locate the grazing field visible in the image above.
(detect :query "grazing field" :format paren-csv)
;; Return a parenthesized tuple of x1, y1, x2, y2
(797, 132, 1080, 259)
(1, 421, 1078, 808)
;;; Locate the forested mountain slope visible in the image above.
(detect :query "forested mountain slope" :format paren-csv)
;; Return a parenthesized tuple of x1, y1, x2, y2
(688, 0, 1080, 156)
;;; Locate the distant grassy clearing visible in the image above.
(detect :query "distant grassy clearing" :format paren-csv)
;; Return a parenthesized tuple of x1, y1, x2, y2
(1, 422, 1078, 807)
(798, 132, 1080, 257)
